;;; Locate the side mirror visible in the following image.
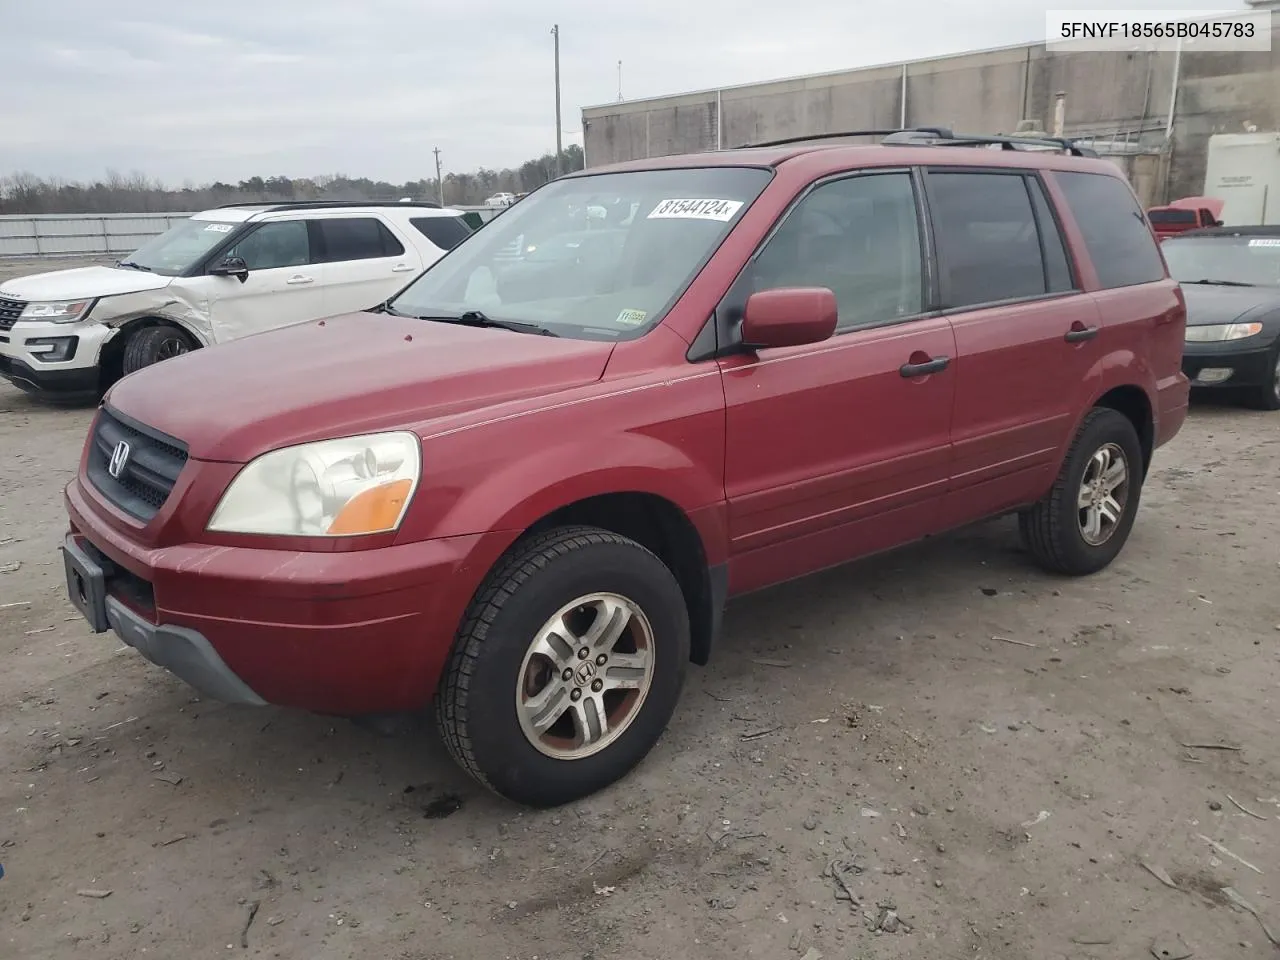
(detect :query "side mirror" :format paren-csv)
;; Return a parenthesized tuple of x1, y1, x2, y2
(209, 256, 249, 283)
(741, 287, 838, 350)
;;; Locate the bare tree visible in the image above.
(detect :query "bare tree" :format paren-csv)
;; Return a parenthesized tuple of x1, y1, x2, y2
(0, 147, 587, 215)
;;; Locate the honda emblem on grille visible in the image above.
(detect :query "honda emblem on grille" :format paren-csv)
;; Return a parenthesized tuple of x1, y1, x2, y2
(107, 440, 131, 479)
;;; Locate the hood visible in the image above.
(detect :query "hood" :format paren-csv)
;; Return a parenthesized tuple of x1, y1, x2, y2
(1180, 283, 1280, 326)
(0, 265, 172, 302)
(106, 311, 615, 462)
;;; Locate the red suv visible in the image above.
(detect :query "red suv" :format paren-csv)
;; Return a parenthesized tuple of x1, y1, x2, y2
(61, 129, 1189, 807)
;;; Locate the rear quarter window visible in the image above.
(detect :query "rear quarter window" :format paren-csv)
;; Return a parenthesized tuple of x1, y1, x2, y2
(410, 216, 472, 250)
(1054, 172, 1166, 289)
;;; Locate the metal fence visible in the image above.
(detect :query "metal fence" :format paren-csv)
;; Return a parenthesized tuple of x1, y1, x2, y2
(0, 213, 195, 259)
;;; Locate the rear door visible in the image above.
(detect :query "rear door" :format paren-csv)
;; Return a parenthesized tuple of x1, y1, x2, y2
(923, 168, 1104, 528)
(1050, 170, 1183, 445)
(313, 215, 421, 315)
(718, 169, 957, 594)
(204, 218, 327, 343)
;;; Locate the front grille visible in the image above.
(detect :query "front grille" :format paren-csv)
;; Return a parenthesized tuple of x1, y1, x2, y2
(0, 296, 25, 332)
(86, 407, 189, 522)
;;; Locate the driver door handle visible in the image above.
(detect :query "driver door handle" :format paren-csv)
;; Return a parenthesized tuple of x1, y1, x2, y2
(1064, 324, 1099, 343)
(286, 275, 314, 285)
(899, 355, 950, 377)
(391, 263, 415, 272)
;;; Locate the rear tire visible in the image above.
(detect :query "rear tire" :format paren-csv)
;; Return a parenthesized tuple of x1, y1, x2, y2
(122, 325, 194, 376)
(1019, 407, 1145, 576)
(435, 525, 690, 808)
(1243, 342, 1280, 411)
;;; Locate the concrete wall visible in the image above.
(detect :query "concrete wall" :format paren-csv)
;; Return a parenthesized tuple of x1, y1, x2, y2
(583, 29, 1280, 202)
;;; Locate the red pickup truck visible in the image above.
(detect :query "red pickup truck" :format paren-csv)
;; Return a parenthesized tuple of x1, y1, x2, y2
(1148, 196, 1224, 240)
(61, 129, 1189, 807)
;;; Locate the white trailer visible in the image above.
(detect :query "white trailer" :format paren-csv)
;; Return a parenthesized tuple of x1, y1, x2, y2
(1203, 132, 1280, 226)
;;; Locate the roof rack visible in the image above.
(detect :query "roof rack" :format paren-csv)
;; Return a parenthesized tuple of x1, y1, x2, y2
(214, 199, 444, 211)
(737, 127, 1097, 158)
(740, 127, 955, 148)
(886, 129, 1098, 158)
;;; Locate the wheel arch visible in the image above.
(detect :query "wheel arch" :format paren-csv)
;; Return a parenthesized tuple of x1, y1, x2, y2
(1090, 383, 1155, 472)
(518, 491, 724, 667)
(99, 315, 204, 389)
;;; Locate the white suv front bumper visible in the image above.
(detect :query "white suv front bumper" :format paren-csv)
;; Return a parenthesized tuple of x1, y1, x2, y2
(0, 320, 113, 398)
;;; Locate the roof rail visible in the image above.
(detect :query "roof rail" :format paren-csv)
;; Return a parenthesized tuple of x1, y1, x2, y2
(214, 199, 444, 211)
(737, 127, 1097, 158)
(739, 127, 955, 149)
(886, 129, 1099, 158)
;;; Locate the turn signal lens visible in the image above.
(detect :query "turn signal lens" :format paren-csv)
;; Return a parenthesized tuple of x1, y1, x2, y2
(327, 479, 414, 535)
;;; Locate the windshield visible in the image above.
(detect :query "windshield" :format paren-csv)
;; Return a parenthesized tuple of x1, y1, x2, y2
(1163, 236, 1280, 286)
(123, 217, 240, 276)
(389, 167, 772, 340)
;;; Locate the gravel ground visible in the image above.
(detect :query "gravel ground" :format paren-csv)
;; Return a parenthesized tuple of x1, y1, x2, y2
(1, 256, 1279, 960)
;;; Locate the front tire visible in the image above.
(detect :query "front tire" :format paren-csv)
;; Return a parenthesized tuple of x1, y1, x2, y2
(1019, 407, 1145, 576)
(1243, 342, 1280, 411)
(122, 325, 194, 376)
(435, 526, 690, 807)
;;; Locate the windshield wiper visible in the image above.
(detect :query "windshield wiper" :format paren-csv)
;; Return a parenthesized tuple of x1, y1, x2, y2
(116, 260, 153, 272)
(1183, 278, 1255, 287)
(410, 309, 559, 337)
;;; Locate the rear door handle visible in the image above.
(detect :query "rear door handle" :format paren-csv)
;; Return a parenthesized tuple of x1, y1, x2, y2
(1064, 325, 1099, 343)
(286, 275, 314, 285)
(392, 264, 415, 272)
(899, 356, 950, 378)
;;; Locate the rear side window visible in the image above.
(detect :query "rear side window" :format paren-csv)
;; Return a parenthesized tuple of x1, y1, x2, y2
(1028, 176, 1075, 293)
(1054, 172, 1165, 289)
(927, 171, 1055, 308)
(410, 216, 472, 250)
(316, 218, 405, 262)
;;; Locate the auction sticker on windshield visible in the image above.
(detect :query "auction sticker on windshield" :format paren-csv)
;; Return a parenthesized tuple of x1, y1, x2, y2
(615, 309, 647, 326)
(648, 199, 744, 221)
(204, 223, 234, 233)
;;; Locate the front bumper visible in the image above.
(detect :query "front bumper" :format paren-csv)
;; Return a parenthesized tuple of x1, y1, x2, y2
(64, 534, 266, 704)
(1182, 338, 1277, 389)
(0, 320, 112, 398)
(0, 353, 99, 399)
(64, 477, 515, 715)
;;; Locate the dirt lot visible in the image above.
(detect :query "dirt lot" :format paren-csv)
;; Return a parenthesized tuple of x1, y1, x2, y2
(2, 257, 1279, 960)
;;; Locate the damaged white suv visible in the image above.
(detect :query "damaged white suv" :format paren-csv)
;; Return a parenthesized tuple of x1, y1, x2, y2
(0, 201, 472, 399)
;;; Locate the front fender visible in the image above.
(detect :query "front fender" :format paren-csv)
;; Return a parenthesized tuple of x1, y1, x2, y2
(399, 430, 726, 551)
(98, 289, 213, 347)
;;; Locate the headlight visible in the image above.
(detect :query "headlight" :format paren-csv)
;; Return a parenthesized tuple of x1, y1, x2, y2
(21, 299, 95, 323)
(207, 432, 421, 537)
(1185, 322, 1264, 342)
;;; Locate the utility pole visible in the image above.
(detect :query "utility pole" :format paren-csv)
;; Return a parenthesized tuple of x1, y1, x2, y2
(617, 60, 623, 101)
(432, 147, 443, 206)
(552, 24, 563, 176)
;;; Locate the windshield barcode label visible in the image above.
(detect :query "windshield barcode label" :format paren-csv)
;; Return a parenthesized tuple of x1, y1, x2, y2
(647, 199, 744, 222)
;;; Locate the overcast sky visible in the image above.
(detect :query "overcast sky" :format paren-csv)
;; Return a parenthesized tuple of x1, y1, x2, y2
(8, 0, 1235, 185)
